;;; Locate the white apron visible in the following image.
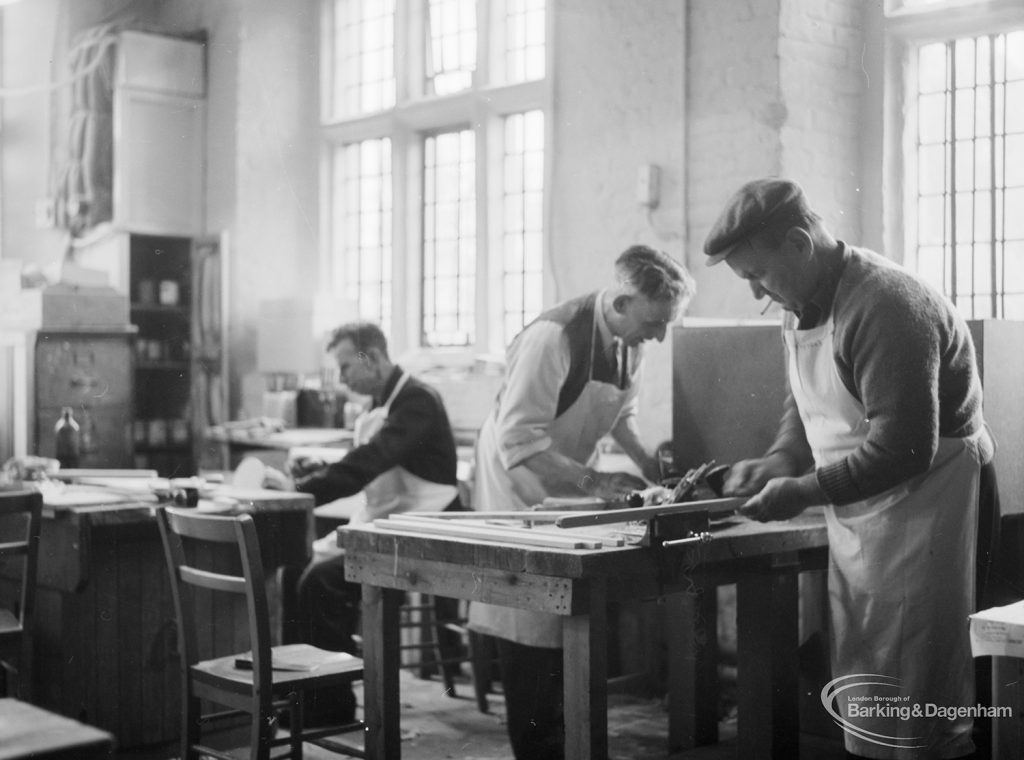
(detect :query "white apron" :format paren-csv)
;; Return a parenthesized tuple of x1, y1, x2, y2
(468, 320, 634, 647)
(786, 317, 980, 759)
(311, 371, 458, 563)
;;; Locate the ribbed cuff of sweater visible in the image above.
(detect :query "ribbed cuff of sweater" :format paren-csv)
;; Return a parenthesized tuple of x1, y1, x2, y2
(815, 460, 861, 506)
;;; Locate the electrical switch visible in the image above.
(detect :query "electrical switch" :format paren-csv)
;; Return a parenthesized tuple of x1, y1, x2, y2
(636, 164, 661, 208)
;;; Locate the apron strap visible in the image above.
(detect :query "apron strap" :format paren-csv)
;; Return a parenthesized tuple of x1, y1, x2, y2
(382, 371, 410, 414)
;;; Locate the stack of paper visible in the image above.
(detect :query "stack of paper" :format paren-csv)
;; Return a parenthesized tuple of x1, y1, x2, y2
(969, 600, 1024, 658)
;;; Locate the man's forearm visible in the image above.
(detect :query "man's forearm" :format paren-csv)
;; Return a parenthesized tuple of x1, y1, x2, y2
(520, 448, 601, 497)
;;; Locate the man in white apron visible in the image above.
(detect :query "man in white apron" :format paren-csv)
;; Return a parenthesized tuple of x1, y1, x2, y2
(467, 245, 695, 760)
(288, 322, 461, 727)
(704, 178, 997, 760)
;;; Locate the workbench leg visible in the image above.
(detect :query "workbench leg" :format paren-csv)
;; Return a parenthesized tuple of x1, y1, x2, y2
(993, 656, 1024, 760)
(736, 569, 800, 760)
(362, 585, 402, 760)
(666, 587, 719, 751)
(563, 579, 608, 760)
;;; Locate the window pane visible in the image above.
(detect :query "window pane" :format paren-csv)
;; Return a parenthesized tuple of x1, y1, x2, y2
(918, 93, 948, 144)
(918, 245, 947, 292)
(500, 111, 545, 344)
(426, 0, 476, 95)
(913, 30, 1024, 318)
(1007, 31, 1024, 80)
(422, 129, 476, 347)
(329, 0, 396, 120)
(1006, 134, 1024, 187)
(331, 138, 393, 332)
(918, 143, 947, 194)
(505, 0, 545, 84)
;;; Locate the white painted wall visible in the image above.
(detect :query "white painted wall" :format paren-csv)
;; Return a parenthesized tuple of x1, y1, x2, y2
(549, 0, 686, 448)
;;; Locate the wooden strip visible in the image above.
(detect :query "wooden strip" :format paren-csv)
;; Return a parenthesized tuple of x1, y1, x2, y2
(555, 498, 745, 529)
(51, 468, 159, 480)
(377, 515, 602, 549)
(399, 515, 625, 547)
(374, 516, 602, 549)
(529, 526, 626, 547)
(401, 510, 579, 522)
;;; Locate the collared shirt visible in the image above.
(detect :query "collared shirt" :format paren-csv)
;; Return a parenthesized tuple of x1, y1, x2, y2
(594, 289, 630, 387)
(491, 291, 642, 470)
(593, 289, 618, 359)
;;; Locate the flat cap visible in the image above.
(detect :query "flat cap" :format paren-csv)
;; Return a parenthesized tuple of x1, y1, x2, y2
(703, 178, 812, 266)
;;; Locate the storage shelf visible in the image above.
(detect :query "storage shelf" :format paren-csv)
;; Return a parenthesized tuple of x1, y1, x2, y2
(134, 443, 192, 453)
(136, 362, 190, 371)
(131, 304, 190, 315)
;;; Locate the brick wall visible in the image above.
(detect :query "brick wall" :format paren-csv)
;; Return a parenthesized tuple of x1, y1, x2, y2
(686, 0, 866, 318)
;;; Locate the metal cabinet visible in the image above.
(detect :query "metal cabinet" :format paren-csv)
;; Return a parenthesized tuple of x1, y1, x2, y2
(30, 328, 135, 467)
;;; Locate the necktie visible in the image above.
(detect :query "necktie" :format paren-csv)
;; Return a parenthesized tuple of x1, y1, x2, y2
(609, 340, 626, 389)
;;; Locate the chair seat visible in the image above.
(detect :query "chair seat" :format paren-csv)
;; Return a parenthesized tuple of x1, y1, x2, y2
(0, 609, 19, 636)
(192, 644, 364, 697)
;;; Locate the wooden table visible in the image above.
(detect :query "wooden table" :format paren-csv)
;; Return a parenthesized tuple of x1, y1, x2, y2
(0, 697, 115, 759)
(341, 510, 830, 760)
(204, 424, 353, 470)
(0, 484, 314, 750)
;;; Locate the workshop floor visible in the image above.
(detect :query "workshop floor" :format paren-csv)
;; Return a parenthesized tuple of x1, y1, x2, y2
(116, 668, 849, 760)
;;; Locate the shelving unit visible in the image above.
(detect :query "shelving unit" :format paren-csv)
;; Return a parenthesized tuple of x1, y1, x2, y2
(76, 230, 226, 479)
(126, 234, 195, 476)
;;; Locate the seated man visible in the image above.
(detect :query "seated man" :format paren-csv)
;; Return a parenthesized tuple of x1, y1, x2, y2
(286, 321, 462, 726)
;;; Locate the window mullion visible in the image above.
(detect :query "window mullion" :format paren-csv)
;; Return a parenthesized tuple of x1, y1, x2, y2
(989, 34, 999, 317)
(475, 101, 492, 355)
(948, 41, 958, 304)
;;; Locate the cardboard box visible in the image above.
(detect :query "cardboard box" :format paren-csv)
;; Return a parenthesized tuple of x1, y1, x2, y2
(18, 284, 129, 329)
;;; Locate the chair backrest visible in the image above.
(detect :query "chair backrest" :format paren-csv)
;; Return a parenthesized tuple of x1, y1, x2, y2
(0, 489, 42, 699)
(155, 507, 275, 689)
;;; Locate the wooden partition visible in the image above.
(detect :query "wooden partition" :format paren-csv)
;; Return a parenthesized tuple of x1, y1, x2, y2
(968, 319, 1024, 516)
(671, 322, 787, 473)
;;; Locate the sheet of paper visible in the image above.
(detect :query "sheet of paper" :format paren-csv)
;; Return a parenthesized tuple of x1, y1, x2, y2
(969, 600, 1024, 658)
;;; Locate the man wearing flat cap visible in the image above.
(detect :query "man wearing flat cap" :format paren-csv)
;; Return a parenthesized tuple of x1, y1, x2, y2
(707, 178, 999, 759)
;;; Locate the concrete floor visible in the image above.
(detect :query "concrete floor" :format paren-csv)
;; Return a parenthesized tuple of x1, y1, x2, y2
(118, 668, 848, 760)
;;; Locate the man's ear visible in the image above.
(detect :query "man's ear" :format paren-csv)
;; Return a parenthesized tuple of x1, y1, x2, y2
(612, 293, 632, 314)
(784, 226, 814, 258)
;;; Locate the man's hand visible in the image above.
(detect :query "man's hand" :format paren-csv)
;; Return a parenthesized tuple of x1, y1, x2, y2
(722, 452, 795, 496)
(584, 470, 648, 501)
(739, 473, 825, 522)
(261, 465, 293, 491)
(287, 455, 326, 480)
(639, 455, 663, 485)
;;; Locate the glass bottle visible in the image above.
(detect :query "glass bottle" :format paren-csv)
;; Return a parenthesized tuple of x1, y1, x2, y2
(55, 406, 81, 469)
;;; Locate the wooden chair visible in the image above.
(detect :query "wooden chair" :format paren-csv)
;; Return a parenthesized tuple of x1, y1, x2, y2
(0, 490, 42, 702)
(156, 507, 366, 760)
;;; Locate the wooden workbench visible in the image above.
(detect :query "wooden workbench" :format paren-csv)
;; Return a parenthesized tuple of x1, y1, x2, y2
(340, 509, 830, 760)
(0, 484, 314, 749)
